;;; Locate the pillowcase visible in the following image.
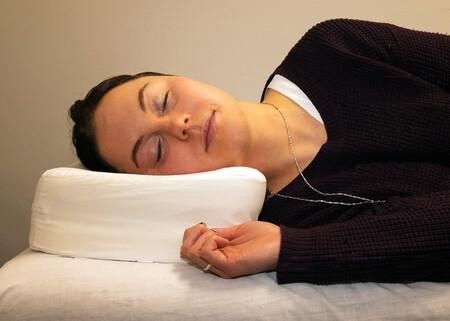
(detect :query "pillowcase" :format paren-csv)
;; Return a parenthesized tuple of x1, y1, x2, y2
(29, 166, 267, 263)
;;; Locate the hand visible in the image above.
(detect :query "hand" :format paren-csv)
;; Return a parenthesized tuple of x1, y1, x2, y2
(180, 221, 281, 278)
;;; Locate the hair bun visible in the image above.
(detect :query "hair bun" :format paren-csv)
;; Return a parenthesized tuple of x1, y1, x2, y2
(69, 100, 87, 124)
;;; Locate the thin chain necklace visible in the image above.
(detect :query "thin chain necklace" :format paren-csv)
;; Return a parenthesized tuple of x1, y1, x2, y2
(263, 102, 386, 206)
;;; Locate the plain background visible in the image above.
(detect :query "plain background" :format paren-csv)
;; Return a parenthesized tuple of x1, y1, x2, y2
(0, 0, 449, 267)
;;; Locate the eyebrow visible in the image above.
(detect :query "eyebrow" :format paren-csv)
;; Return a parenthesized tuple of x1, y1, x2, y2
(138, 81, 150, 112)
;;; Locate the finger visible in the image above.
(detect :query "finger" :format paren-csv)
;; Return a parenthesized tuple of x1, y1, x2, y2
(187, 231, 230, 272)
(206, 264, 230, 279)
(182, 223, 208, 243)
(180, 223, 208, 257)
(198, 237, 231, 278)
(184, 230, 219, 264)
(198, 235, 230, 270)
(198, 260, 228, 278)
(200, 242, 247, 279)
(213, 235, 230, 249)
(209, 225, 240, 240)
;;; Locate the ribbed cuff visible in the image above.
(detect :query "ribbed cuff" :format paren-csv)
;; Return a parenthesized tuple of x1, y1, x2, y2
(277, 225, 319, 284)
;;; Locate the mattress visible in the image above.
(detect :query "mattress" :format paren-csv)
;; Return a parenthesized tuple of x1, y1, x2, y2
(1, 249, 450, 321)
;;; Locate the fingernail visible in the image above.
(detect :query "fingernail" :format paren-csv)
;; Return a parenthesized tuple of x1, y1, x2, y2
(210, 228, 217, 233)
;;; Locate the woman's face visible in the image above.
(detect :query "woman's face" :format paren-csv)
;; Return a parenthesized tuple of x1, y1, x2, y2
(94, 76, 251, 175)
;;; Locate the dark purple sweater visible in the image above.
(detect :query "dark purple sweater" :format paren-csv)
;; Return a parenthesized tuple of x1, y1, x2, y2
(259, 19, 450, 284)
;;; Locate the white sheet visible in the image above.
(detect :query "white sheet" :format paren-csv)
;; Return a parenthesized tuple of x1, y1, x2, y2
(1, 250, 449, 321)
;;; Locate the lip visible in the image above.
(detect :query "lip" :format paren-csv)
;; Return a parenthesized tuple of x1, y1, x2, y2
(203, 110, 216, 152)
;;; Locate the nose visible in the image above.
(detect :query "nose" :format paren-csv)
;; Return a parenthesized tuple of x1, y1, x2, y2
(156, 113, 199, 140)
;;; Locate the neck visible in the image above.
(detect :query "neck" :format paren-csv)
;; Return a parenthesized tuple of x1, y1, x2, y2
(237, 92, 327, 193)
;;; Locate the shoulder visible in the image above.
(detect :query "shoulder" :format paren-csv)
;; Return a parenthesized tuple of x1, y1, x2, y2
(306, 18, 394, 36)
(303, 18, 446, 45)
(301, 18, 396, 46)
(292, 19, 401, 60)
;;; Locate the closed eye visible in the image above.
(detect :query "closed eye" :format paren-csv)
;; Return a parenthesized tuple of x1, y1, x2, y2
(156, 136, 162, 163)
(151, 135, 166, 166)
(161, 90, 169, 113)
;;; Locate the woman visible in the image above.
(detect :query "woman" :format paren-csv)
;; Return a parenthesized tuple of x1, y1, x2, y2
(70, 19, 450, 284)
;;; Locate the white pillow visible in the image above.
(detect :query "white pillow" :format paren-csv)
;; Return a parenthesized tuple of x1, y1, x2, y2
(29, 166, 267, 263)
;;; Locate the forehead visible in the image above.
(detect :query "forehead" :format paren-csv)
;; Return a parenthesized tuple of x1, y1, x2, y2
(93, 76, 154, 172)
(100, 76, 152, 107)
(94, 76, 152, 134)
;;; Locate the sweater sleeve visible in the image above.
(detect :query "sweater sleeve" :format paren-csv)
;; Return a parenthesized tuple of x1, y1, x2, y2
(276, 191, 450, 284)
(305, 19, 450, 92)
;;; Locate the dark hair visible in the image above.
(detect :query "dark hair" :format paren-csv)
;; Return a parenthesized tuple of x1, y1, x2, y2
(69, 71, 168, 172)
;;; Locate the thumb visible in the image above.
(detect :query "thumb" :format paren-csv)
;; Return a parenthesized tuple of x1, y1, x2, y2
(210, 224, 240, 240)
(214, 235, 230, 248)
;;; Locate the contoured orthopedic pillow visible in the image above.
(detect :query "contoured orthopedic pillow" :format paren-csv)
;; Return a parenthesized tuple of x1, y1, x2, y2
(29, 166, 266, 263)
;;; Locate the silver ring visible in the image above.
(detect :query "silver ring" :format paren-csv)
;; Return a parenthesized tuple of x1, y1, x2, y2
(203, 263, 212, 272)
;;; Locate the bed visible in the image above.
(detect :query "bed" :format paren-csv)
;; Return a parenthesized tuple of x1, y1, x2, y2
(1, 249, 450, 321)
(1, 166, 449, 320)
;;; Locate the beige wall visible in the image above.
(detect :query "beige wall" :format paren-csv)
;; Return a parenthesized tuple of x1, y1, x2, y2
(0, 0, 448, 266)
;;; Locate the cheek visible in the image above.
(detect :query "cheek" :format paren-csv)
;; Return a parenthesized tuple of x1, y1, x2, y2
(174, 80, 229, 108)
(161, 145, 200, 174)
(160, 144, 217, 175)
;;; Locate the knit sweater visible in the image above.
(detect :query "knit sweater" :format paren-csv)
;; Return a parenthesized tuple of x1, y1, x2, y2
(259, 19, 450, 284)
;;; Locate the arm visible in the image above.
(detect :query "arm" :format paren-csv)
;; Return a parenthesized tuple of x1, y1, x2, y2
(181, 190, 450, 284)
(278, 190, 450, 284)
